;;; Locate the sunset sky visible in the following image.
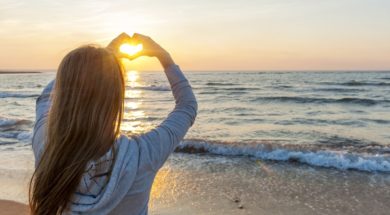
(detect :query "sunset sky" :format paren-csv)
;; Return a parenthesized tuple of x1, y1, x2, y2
(0, 0, 389, 71)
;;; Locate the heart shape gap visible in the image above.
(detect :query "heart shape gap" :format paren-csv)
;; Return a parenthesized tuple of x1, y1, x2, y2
(119, 43, 143, 56)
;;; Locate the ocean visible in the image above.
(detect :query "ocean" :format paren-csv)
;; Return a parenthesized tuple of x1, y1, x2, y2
(1, 71, 390, 173)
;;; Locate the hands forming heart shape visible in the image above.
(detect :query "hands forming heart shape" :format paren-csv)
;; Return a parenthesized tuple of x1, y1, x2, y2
(106, 32, 169, 62)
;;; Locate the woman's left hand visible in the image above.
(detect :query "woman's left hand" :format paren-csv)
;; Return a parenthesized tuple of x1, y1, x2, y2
(129, 33, 175, 68)
(106, 32, 132, 58)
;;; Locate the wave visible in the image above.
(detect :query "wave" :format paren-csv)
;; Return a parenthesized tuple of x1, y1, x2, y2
(0, 139, 18, 146)
(360, 118, 390, 124)
(321, 81, 390, 87)
(276, 118, 390, 126)
(251, 96, 388, 106)
(314, 88, 365, 92)
(224, 87, 260, 91)
(205, 82, 237, 86)
(0, 117, 32, 131)
(0, 131, 32, 143)
(176, 139, 390, 172)
(199, 91, 217, 95)
(128, 85, 171, 91)
(226, 91, 248, 95)
(275, 118, 363, 126)
(271, 85, 293, 89)
(0, 92, 39, 98)
(16, 131, 32, 141)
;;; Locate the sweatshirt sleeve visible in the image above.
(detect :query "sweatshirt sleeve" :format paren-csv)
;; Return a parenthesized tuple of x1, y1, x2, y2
(32, 79, 55, 163)
(35, 80, 55, 122)
(135, 64, 198, 171)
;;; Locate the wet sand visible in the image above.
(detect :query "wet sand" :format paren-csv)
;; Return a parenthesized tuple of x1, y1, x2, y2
(0, 200, 28, 215)
(149, 153, 390, 215)
(1, 152, 389, 214)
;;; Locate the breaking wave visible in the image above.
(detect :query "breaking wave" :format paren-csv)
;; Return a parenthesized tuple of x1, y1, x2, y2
(176, 139, 390, 172)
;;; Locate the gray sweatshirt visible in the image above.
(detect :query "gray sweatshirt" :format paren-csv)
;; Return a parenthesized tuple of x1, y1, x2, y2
(32, 65, 198, 214)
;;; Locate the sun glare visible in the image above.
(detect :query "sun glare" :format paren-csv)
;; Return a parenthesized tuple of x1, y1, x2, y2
(126, 70, 139, 82)
(119, 43, 143, 56)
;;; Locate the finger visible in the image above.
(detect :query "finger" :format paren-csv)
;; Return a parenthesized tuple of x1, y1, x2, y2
(115, 53, 131, 59)
(110, 33, 132, 47)
(132, 33, 149, 39)
(115, 53, 141, 61)
(117, 32, 131, 40)
(132, 33, 151, 43)
(126, 55, 141, 61)
(125, 50, 149, 60)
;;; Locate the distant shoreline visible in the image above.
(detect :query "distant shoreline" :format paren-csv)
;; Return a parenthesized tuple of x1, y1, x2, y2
(0, 71, 41, 74)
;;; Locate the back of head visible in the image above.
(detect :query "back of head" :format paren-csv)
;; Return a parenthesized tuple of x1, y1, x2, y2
(29, 45, 125, 215)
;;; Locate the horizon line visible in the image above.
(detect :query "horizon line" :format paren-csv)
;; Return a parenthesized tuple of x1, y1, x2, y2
(0, 69, 390, 74)
(1, 69, 390, 73)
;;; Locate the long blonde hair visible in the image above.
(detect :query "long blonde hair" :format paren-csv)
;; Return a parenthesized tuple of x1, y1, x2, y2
(29, 45, 125, 215)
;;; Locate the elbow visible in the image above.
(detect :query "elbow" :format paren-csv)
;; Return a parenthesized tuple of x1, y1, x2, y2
(189, 93, 198, 118)
(189, 100, 198, 126)
(191, 92, 198, 124)
(176, 100, 197, 127)
(192, 90, 198, 114)
(194, 100, 198, 117)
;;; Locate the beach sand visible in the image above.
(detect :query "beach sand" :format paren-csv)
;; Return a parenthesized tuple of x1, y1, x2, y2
(148, 153, 390, 215)
(0, 200, 28, 215)
(1, 152, 389, 215)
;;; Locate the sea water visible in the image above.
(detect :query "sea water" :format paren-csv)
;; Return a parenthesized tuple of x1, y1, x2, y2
(1, 71, 390, 172)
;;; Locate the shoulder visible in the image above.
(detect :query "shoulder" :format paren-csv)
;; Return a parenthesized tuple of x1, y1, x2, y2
(118, 132, 162, 173)
(114, 134, 141, 157)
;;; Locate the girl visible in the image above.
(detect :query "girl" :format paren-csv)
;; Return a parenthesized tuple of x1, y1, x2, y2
(29, 33, 198, 215)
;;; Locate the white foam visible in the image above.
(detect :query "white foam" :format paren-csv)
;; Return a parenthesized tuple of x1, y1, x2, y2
(178, 141, 390, 172)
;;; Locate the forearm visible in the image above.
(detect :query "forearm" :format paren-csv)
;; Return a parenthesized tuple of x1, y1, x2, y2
(157, 50, 175, 69)
(164, 64, 197, 108)
(161, 64, 198, 137)
(141, 64, 197, 170)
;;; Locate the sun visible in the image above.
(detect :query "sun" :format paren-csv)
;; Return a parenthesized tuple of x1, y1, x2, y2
(119, 43, 143, 56)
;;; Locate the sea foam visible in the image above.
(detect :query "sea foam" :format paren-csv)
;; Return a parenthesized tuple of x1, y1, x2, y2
(176, 140, 390, 172)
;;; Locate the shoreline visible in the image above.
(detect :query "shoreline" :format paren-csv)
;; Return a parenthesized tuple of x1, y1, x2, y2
(1, 151, 389, 214)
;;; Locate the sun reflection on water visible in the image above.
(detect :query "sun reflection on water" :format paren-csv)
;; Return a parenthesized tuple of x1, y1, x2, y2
(125, 101, 140, 110)
(127, 70, 138, 82)
(122, 70, 153, 134)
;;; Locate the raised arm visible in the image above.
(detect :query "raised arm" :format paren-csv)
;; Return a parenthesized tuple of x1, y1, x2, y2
(122, 33, 198, 171)
(137, 64, 197, 170)
(32, 79, 55, 162)
(35, 80, 55, 121)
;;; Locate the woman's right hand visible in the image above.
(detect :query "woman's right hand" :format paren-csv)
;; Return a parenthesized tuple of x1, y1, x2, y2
(130, 33, 175, 69)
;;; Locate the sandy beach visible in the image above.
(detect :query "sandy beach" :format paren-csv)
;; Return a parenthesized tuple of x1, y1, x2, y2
(0, 200, 28, 215)
(1, 151, 389, 215)
(1, 0, 390, 214)
(1, 72, 390, 214)
(149, 154, 390, 215)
